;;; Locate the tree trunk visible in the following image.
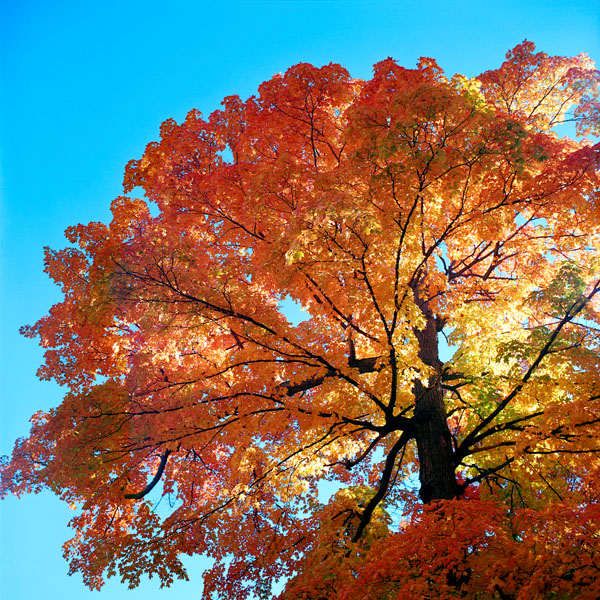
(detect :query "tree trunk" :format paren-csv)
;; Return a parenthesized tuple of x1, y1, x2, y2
(413, 312, 458, 503)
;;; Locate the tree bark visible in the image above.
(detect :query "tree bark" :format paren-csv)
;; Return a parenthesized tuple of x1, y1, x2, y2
(413, 311, 458, 503)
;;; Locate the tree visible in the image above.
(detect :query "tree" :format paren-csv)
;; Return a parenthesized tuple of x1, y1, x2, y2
(2, 41, 600, 599)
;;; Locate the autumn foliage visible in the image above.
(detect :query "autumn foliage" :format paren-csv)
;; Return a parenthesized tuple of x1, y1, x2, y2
(2, 42, 600, 598)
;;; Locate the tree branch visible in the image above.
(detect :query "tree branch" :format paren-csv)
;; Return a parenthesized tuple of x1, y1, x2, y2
(457, 280, 600, 461)
(278, 355, 383, 395)
(351, 431, 411, 543)
(125, 449, 172, 500)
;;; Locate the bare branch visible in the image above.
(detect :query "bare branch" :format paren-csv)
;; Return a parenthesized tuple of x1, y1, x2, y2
(125, 449, 172, 500)
(352, 431, 411, 543)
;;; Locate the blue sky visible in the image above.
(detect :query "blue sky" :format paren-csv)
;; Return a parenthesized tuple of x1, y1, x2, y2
(1, 1, 598, 598)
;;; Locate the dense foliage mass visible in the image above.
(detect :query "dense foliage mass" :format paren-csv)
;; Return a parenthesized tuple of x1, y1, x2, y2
(2, 42, 600, 599)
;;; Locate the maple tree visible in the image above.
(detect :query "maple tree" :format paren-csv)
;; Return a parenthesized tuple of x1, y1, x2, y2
(2, 41, 600, 599)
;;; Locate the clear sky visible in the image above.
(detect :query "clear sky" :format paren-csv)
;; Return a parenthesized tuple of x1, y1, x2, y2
(1, 1, 598, 598)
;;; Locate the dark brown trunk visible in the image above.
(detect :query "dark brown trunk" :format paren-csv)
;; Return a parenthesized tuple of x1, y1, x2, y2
(413, 312, 458, 503)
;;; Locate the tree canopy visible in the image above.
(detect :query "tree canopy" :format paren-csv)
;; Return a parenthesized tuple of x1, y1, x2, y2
(2, 41, 600, 599)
